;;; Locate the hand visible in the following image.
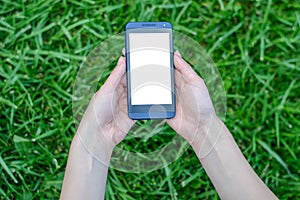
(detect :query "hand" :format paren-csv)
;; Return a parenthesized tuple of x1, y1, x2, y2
(166, 51, 216, 144)
(77, 56, 135, 148)
(60, 57, 135, 200)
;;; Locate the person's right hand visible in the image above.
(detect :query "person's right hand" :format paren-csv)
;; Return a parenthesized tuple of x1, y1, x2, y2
(166, 51, 216, 144)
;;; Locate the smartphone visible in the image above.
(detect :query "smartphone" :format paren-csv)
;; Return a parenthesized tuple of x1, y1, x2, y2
(125, 22, 176, 120)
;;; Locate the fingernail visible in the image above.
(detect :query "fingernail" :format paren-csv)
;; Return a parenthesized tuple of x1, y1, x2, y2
(117, 56, 124, 65)
(175, 50, 182, 58)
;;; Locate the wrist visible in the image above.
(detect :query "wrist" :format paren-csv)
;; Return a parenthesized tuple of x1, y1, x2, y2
(75, 119, 115, 167)
(190, 114, 225, 158)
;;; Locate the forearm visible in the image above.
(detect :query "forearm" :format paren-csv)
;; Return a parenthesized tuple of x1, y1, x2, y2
(191, 115, 278, 200)
(60, 134, 113, 200)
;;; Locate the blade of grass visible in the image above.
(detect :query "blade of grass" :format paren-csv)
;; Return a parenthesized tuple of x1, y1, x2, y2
(0, 156, 18, 183)
(208, 22, 243, 54)
(257, 139, 291, 174)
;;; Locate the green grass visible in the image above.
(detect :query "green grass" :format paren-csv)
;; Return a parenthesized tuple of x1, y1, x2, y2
(1, 0, 300, 199)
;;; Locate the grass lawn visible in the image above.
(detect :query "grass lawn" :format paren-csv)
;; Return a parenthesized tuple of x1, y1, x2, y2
(1, 0, 300, 199)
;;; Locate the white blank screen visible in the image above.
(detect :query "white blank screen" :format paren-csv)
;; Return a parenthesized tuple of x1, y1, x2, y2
(129, 33, 172, 105)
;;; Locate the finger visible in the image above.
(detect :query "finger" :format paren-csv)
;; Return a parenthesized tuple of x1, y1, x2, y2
(120, 73, 127, 89)
(115, 73, 127, 97)
(122, 48, 125, 56)
(115, 78, 127, 101)
(99, 56, 125, 94)
(165, 102, 182, 131)
(174, 69, 183, 88)
(174, 51, 199, 82)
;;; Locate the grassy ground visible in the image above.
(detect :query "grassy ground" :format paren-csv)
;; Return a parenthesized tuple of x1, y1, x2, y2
(1, 0, 300, 199)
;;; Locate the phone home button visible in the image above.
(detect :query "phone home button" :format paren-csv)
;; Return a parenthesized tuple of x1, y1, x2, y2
(148, 105, 167, 119)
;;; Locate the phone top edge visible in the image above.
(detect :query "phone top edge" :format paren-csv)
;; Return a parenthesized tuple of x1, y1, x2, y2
(125, 22, 172, 29)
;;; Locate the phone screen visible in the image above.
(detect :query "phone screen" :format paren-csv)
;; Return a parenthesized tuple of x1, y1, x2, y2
(128, 32, 172, 105)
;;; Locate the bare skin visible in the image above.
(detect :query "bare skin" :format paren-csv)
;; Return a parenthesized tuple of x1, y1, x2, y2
(60, 52, 278, 200)
(168, 51, 278, 200)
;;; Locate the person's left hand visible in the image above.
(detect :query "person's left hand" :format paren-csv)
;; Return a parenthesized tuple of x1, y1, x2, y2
(77, 56, 135, 148)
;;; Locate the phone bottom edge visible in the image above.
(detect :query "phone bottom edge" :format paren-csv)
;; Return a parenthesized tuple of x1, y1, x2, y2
(128, 112, 176, 120)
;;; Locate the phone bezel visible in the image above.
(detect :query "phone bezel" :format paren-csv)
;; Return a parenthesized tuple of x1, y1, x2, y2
(125, 22, 176, 119)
